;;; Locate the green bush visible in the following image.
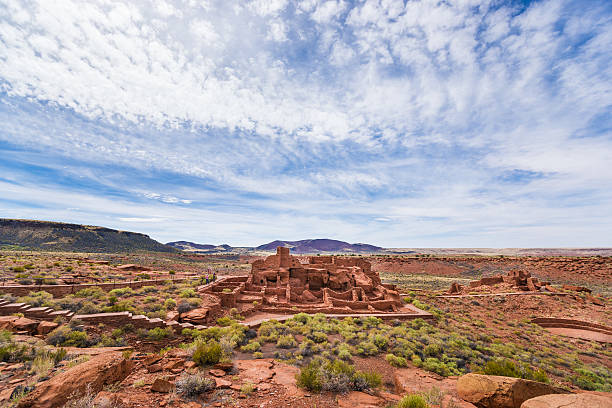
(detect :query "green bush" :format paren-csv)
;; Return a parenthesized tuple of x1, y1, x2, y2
(241, 341, 261, 353)
(296, 358, 381, 394)
(164, 298, 176, 310)
(386, 353, 408, 368)
(148, 327, 171, 341)
(276, 334, 297, 349)
(192, 339, 223, 366)
(74, 287, 105, 299)
(296, 359, 323, 392)
(480, 358, 549, 383)
(396, 394, 430, 408)
(180, 289, 197, 298)
(353, 370, 382, 390)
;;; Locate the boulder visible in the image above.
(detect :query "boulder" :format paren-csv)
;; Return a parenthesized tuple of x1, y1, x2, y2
(151, 378, 174, 393)
(209, 369, 226, 377)
(181, 308, 209, 324)
(521, 393, 612, 407)
(37, 321, 59, 335)
(214, 377, 232, 389)
(457, 374, 564, 408)
(12, 317, 39, 334)
(16, 353, 132, 408)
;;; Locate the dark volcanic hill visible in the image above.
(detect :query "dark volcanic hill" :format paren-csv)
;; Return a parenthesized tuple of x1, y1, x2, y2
(256, 239, 383, 253)
(0, 219, 175, 253)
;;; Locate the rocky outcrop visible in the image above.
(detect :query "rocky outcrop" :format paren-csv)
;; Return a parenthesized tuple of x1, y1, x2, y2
(0, 316, 39, 334)
(181, 308, 209, 324)
(457, 374, 565, 408)
(17, 353, 132, 408)
(521, 393, 612, 407)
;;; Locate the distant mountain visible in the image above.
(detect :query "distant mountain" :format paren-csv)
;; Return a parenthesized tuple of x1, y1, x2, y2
(256, 239, 383, 254)
(166, 241, 233, 252)
(0, 219, 176, 253)
(166, 238, 384, 254)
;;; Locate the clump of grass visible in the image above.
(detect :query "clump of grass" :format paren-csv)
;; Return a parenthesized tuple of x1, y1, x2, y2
(192, 339, 223, 366)
(240, 382, 255, 395)
(296, 358, 381, 394)
(396, 394, 430, 408)
(175, 373, 215, 398)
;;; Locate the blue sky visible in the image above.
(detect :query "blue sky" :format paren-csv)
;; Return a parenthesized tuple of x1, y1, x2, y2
(0, 0, 611, 247)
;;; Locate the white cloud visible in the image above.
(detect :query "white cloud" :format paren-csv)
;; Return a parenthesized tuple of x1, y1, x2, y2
(0, 0, 611, 246)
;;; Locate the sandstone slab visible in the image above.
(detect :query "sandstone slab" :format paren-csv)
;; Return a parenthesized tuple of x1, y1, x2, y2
(521, 393, 612, 408)
(236, 359, 274, 383)
(37, 321, 59, 335)
(457, 374, 564, 408)
(16, 353, 132, 408)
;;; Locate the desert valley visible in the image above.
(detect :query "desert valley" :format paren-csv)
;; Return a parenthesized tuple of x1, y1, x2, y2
(0, 220, 609, 408)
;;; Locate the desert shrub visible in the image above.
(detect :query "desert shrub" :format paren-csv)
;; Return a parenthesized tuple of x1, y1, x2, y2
(180, 289, 197, 298)
(336, 343, 352, 360)
(108, 287, 133, 298)
(353, 370, 382, 391)
(253, 352, 263, 359)
(216, 316, 234, 327)
(276, 334, 297, 349)
(386, 353, 409, 368)
(18, 291, 54, 307)
(240, 382, 255, 394)
(77, 301, 101, 314)
(148, 327, 171, 341)
(74, 287, 105, 299)
(296, 359, 323, 392)
(571, 368, 610, 391)
(309, 331, 328, 344)
(424, 343, 443, 357)
(177, 300, 194, 314)
(372, 334, 389, 350)
(140, 285, 158, 293)
(479, 358, 549, 383)
(192, 339, 223, 366)
(396, 394, 430, 408)
(164, 298, 176, 310)
(0, 330, 30, 363)
(103, 300, 135, 313)
(296, 358, 380, 394)
(46, 326, 91, 348)
(240, 341, 261, 353)
(356, 341, 378, 356)
(175, 373, 215, 397)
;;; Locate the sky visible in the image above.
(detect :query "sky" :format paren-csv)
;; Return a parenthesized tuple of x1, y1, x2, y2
(0, 0, 611, 248)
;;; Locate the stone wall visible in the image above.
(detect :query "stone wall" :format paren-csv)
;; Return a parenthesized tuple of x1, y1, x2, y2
(0, 276, 193, 298)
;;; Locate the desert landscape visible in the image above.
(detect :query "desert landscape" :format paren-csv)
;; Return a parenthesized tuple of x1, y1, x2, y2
(0, 220, 610, 408)
(2, 1, 611, 407)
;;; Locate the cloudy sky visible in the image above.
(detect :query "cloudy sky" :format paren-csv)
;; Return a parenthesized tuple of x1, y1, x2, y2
(0, 0, 611, 247)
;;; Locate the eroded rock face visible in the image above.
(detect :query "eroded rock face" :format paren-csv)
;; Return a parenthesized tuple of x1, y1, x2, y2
(17, 353, 132, 408)
(37, 321, 58, 335)
(0, 316, 39, 334)
(457, 374, 565, 408)
(520, 393, 612, 408)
